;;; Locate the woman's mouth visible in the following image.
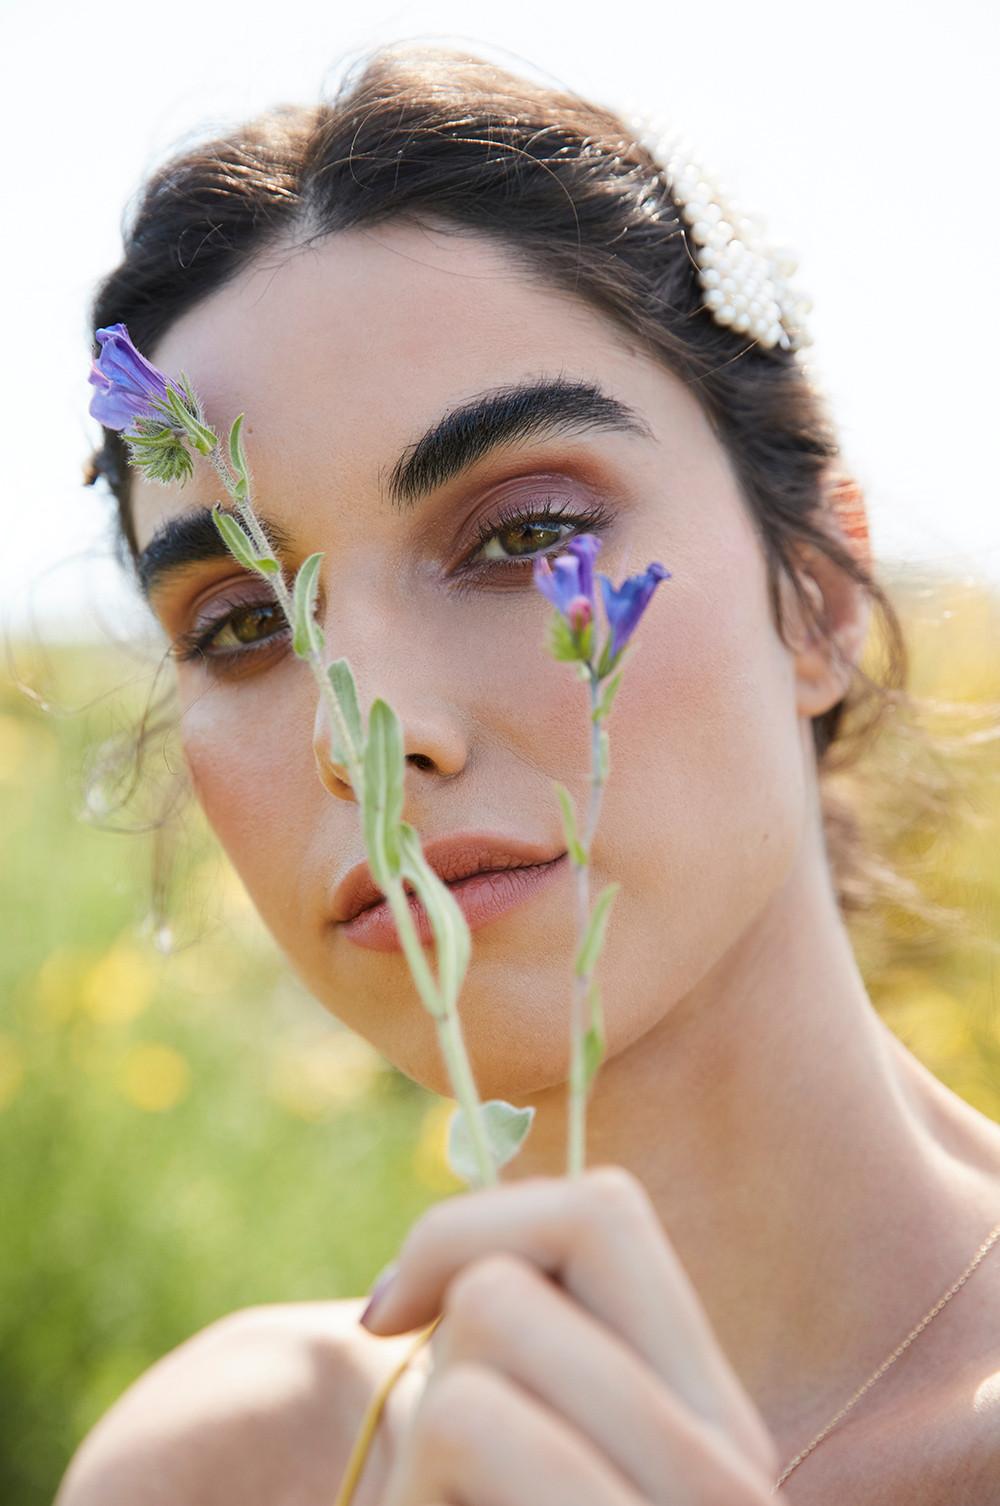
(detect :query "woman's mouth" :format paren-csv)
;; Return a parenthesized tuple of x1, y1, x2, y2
(339, 854, 570, 952)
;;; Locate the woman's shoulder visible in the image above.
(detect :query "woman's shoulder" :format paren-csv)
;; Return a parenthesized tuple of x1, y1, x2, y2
(54, 1298, 425, 1506)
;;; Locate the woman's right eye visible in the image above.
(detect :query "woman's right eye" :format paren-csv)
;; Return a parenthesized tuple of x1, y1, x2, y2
(175, 599, 290, 666)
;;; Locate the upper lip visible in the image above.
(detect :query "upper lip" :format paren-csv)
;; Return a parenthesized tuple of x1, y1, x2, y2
(332, 831, 567, 924)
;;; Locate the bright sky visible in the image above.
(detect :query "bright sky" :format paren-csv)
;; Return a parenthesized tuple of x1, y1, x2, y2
(3, 0, 997, 639)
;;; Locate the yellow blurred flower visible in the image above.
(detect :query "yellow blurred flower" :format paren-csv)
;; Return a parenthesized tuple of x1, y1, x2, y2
(0, 1033, 25, 1109)
(81, 941, 155, 1024)
(117, 1042, 191, 1112)
(266, 1032, 384, 1121)
(34, 949, 90, 1024)
(412, 1100, 464, 1192)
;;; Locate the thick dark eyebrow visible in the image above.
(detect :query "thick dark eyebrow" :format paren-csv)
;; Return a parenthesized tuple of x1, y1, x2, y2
(137, 509, 292, 598)
(137, 377, 652, 596)
(385, 377, 653, 509)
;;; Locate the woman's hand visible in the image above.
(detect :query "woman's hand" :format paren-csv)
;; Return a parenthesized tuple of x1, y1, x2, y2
(361, 1164, 780, 1505)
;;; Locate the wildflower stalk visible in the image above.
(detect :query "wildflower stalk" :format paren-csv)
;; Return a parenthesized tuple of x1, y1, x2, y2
(205, 443, 498, 1187)
(566, 666, 611, 1177)
(533, 540, 669, 1177)
(205, 447, 367, 799)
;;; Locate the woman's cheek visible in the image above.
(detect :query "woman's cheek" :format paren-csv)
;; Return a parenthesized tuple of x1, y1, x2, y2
(177, 671, 319, 893)
(603, 560, 806, 913)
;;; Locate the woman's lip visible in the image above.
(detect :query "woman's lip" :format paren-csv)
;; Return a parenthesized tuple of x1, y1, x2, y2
(339, 853, 570, 952)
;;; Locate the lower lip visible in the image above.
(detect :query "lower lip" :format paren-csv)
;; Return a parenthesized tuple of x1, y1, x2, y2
(339, 855, 569, 952)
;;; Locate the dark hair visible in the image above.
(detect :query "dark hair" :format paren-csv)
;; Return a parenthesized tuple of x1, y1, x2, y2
(82, 42, 985, 945)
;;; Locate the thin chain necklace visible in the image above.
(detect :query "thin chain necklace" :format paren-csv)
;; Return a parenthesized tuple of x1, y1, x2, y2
(772, 1221, 1000, 1492)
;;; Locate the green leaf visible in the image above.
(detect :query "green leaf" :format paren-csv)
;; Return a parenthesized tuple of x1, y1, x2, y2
(229, 413, 249, 484)
(161, 382, 216, 454)
(178, 370, 206, 423)
(446, 1100, 535, 1184)
(574, 881, 621, 978)
(580, 1022, 605, 1095)
(546, 610, 584, 663)
(291, 552, 324, 658)
(363, 700, 405, 878)
(327, 659, 364, 765)
(592, 670, 623, 722)
(211, 505, 273, 577)
(397, 822, 470, 1013)
(256, 556, 279, 576)
(554, 782, 587, 866)
(123, 431, 193, 486)
(581, 976, 605, 1093)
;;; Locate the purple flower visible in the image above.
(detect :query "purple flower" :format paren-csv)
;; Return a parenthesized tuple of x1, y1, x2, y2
(532, 534, 603, 616)
(598, 563, 671, 662)
(88, 322, 182, 431)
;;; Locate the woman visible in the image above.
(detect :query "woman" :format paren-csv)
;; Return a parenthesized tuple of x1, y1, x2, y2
(58, 43, 1000, 1504)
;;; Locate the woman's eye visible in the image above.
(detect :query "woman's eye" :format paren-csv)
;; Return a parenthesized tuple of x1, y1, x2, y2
(176, 599, 289, 666)
(465, 499, 613, 571)
(472, 518, 571, 563)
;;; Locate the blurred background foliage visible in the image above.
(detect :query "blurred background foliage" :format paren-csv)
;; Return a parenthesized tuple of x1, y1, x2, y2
(1, 567, 999, 1504)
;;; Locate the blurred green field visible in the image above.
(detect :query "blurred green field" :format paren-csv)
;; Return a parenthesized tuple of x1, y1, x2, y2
(1, 570, 999, 1504)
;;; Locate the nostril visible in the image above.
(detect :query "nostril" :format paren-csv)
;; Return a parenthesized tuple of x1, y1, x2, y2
(407, 754, 435, 771)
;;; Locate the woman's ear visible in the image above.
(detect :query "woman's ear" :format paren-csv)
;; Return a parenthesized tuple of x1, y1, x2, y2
(782, 470, 874, 720)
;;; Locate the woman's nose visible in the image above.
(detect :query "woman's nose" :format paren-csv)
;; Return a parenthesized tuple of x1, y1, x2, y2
(311, 687, 467, 800)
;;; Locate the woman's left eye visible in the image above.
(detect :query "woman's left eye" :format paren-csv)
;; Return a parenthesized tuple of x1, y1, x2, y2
(462, 497, 614, 574)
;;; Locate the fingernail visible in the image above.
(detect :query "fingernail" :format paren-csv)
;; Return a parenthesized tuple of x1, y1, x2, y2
(359, 1259, 399, 1331)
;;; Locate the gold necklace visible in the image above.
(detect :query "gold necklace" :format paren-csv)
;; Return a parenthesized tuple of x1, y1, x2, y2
(772, 1221, 1000, 1492)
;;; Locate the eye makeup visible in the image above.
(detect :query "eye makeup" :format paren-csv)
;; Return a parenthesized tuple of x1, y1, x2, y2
(167, 472, 619, 676)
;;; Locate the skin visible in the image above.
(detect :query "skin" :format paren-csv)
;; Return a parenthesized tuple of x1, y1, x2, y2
(91, 219, 1000, 1500)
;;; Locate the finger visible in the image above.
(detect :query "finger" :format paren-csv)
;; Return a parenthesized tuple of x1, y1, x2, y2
(363, 1165, 776, 1477)
(427, 1251, 774, 1506)
(383, 1359, 648, 1506)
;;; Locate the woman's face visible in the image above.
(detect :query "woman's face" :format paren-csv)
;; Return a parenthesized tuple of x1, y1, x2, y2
(131, 221, 824, 1100)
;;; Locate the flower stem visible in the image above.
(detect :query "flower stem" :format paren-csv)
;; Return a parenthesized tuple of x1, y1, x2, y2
(567, 668, 608, 1178)
(207, 443, 496, 1187)
(207, 448, 366, 799)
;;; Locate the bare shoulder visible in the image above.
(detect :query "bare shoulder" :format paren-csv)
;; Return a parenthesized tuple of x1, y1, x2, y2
(54, 1298, 427, 1506)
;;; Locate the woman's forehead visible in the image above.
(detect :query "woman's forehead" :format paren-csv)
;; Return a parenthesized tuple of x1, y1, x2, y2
(147, 224, 644, 403)
(130, 221, 698, 550)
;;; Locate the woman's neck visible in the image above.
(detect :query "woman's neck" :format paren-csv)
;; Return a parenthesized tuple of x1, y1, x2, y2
(502, 829, 1000, 1450)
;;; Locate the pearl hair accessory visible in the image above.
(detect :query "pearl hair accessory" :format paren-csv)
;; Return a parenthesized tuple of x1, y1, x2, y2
(625, 115, 814, 355)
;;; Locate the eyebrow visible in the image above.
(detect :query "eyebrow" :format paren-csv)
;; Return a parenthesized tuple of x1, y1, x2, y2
(136, 376, 651, 596)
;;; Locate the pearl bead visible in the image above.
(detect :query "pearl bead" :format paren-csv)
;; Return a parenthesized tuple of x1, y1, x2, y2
(643, 118, 812, 353)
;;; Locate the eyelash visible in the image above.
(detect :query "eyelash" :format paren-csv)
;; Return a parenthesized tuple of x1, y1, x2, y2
(173, 494, 614, 671)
